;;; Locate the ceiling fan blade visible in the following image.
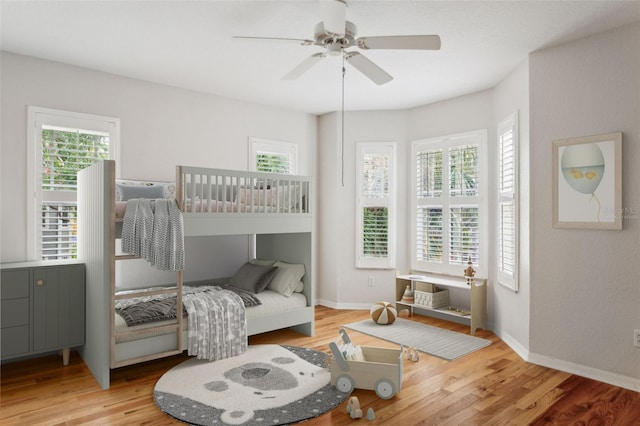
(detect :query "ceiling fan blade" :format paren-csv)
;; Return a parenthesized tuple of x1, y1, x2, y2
(319, 0, 347, 37)
(345, 52, 393, 85)
(282, 52, 326, 80)
(356, 35, 441, 50)
(232, 36, 315, 45)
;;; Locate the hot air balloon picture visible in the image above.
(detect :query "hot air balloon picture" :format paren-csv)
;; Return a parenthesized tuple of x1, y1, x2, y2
(552, 132, 621, 230)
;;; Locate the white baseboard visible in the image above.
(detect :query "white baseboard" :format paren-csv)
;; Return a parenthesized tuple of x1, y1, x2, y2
(498, 330, 530, 361)
(497, 331, 639, 392)
(315, 299, 370, 310)
(526, 351, 640, 393)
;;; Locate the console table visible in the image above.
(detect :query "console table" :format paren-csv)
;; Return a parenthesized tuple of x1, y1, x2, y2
(395, 273, 487, 335)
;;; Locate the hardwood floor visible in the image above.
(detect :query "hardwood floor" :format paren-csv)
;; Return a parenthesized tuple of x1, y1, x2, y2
(1, 306, 639, 425)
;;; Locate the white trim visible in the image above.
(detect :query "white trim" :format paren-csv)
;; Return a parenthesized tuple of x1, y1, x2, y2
(315, 299, 371, 311)
(355, 141, 396, 269)
(497, 330, 530, 362)
(498, 328, 639, 392)
(527, 351, 640, 393)
(26, 106, 120, 260)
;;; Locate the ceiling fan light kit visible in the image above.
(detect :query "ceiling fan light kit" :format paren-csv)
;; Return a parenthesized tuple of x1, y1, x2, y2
(319, 0, 347, 38)
(234, 0, 441, 85)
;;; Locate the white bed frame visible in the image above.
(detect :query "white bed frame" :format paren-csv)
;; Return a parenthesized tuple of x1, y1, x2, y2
(78, 160, 314, 389)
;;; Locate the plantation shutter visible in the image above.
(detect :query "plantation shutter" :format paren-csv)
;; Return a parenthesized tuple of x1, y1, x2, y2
(415, 148, 443, 263)
(497, 113, 518, 290)
(356, 143, 396, 269)
(412, 131, 486, 276)
(416, 206, 443, 263)
(448, 144, 480, 266)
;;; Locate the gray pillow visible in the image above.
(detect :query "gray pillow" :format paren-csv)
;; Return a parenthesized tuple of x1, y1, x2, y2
(229, 262, 278, 293)
(117, 184, 164, 201)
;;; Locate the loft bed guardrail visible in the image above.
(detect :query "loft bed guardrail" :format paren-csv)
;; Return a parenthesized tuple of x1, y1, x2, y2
(177, 165, 311, 216)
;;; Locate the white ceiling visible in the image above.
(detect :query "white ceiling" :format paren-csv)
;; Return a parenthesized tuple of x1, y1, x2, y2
(2, 1, 639, 115)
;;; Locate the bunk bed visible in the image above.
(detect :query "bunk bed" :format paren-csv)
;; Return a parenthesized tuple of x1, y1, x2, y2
(78, 160, 314, 389)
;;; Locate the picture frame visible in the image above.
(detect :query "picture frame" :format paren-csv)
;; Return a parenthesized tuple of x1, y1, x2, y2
(552, 132, 622, 230)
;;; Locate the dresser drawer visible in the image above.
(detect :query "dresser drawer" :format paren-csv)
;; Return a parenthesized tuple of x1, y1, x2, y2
(1, 270, 29, 299)
(1, 326, 29, 358)
(1, 298, 29, 327)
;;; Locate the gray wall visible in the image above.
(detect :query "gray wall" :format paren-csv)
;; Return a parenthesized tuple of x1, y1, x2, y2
(0, 52, 317, 286)
(529, 23, 640, 386)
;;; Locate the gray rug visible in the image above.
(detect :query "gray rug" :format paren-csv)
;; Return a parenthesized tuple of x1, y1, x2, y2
(344, 318, 491, 361)
(154, 345, 350, 425)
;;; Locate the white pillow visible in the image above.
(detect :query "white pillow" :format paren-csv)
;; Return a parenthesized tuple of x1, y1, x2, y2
(268, 261, 305, 297)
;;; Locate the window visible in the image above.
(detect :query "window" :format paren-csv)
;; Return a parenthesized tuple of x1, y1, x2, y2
(412, 130, 487, 276)
(356, 142, 396, 269)
(497, 112, 519, 291)
(27, 107, 119, 260)
(249, 137, 297, 174)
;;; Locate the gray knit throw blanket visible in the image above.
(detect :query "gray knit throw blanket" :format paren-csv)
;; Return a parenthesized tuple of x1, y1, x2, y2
(121, 198, 185, 271)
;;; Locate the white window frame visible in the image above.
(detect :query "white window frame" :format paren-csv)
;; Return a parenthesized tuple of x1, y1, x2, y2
(249, 137, 297, 174)
(411, 129, 487, 277)
(27, 106, 120, 260)
(497, 112, 519, 291)
(355, 142, 396, 269)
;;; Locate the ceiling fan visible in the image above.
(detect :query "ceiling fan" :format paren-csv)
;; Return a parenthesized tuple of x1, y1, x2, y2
(233, 0, 441, 85)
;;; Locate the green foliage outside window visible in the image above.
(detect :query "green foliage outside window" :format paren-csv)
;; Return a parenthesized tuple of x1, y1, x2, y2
(41, 128, 109, 190)
(363, 207, 388, 257)
(256, 153, 291, 174)
(40, 128, 109, 260)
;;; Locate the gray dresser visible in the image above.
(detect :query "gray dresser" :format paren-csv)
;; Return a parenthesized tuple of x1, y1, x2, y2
(1, 261, 85, 365)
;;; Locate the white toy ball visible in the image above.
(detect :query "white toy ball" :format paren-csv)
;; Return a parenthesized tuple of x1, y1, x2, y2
(370, 302, 397, 325)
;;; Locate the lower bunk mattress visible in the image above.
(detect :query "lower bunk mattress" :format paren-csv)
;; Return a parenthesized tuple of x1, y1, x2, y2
(114, 288, 308, 343)
(113, 283, 312, 364)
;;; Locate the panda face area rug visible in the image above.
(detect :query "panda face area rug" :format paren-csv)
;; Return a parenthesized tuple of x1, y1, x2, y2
(154, 345, 350, 425)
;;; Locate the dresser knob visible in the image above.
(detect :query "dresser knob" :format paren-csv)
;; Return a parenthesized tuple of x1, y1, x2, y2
(36, 279, 45, 286)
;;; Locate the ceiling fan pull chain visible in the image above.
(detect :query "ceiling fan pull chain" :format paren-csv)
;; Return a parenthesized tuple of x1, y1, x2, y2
(341, 54, 345, 187)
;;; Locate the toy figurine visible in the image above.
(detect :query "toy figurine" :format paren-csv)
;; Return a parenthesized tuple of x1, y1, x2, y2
(367, 407, 375, 420)
(346, 396, 363, 419)
(401, 284, 414, 303)
(464, 256, 475, 286)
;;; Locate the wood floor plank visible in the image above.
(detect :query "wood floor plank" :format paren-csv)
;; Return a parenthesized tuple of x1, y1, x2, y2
(1, 305, 638, 425)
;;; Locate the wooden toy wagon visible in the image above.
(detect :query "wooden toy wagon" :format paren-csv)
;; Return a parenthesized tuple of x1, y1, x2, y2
(328, 328, 403, 399)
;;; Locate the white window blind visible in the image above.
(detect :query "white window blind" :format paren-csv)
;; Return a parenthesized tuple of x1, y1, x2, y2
(356, 142, 396, 269)
(416, 206, 443, 262)
(449, 206, 480, 265)
(497, 112, 518, 291)
(249, 137, 297, 174)
(28, 107, 119, 260)
(412, 130, 486, 276)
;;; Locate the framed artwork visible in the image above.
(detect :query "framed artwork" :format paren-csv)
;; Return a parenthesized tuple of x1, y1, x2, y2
(552, 132, 622, 230)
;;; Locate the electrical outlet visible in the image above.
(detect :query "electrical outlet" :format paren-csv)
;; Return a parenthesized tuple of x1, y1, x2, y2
(634, 329, 640, 348)
(368, 276, 375, 286)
